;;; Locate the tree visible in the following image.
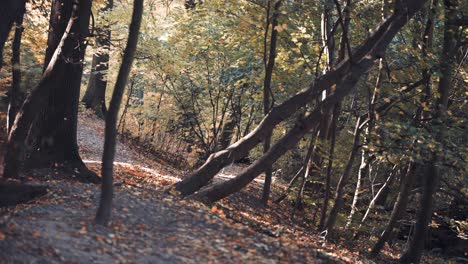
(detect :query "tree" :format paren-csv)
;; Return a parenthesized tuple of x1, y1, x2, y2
(82, 0, 114, 117)
(261, 0, 282, 205)
(169, 0, 428, 200)
(95, 0, 144, 226)
(370, 0, 439, 256)
(3, 0, 98, 182)
(0, 0, 27, 70)
(7, 3, 26, 134)
(400, 0, 461, 262)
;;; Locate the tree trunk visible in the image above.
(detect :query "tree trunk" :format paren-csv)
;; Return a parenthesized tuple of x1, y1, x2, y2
(370, 162, 416, 257)
(354, 164, 397, 238)
(345, 0, 386, 228)
(345, 151, 365, 229)
(216, 111, 237, 151)
(95, 0, 143, 226)
(82, 0, 113, 118)
(261, 0, 282, 205)
(322, 117, 366, 238)
(0, 0, 26, 69)
(319, 105, 338, 230)
(169, 1, 427, 197)
(3, 0, 98, 183)
(7, 11, 25, 134)
(400, 0, 458, 262)
(274, 166, 304, 204)
(292, 128, 321, 219)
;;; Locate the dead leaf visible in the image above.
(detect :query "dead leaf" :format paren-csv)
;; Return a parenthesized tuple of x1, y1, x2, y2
(33, 230, 41, 238)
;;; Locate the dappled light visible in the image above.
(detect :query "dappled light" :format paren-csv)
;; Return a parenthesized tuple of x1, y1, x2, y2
(0, 0, 466, 263)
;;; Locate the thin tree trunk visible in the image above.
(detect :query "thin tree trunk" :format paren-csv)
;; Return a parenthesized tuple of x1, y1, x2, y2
(274, 166, 304, 204)
(95, 0, 143, 226)
(7, 12, 25, 134)
(322, 117, 367, 238)
(291, 130, 321, 220)
(370, 162, 416, 256)
(261, 0, 282, 205)
(169, 1, 427, 197)
(0, 0, 26, 70)
(319, 105, 338, 230)
(117, 79, 135, 132)
(345, 0, 386, 228)
(400, 1, 458, 262)
(354, 164, 397, 237)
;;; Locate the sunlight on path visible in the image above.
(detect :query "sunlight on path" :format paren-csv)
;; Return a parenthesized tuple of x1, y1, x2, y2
(82, 159, 181, 182)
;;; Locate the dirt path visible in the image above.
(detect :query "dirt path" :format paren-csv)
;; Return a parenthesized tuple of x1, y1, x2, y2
(78, 113, 181, 182)
(0, 113, 362, 263)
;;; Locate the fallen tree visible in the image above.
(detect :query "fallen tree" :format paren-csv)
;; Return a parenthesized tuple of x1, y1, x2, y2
(170, 0, 428, 199)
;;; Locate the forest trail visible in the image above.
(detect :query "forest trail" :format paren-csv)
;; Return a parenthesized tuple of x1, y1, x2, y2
(78, 113, 182, 185)
(0, 112, 366, 263)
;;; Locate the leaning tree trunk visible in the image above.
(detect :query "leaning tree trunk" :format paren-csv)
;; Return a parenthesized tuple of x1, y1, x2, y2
(95, 0, 143, 226)
(353, 163, 397, 238)
(3, 0, 98, 183)
(82, 0, 113, 117)
(370, 162, 416, 256)
(400, 0, 458, 262)
(322, 117, 366, 238)
(169, 1, 427, 197)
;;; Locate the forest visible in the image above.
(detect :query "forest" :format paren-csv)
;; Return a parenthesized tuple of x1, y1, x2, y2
(0, 0, 466, 263)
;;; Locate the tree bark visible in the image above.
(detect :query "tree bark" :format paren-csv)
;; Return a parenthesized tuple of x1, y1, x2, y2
(24, 0, 95, 180)
(169, 0, 427, 197)
(370, 162, 416, 256)
(216, 111, 237, 151)
(274, 166, 304, 204)
(322, 117, 366, 238)
(7, 11, 25, 134)
(319, 105, 338, 230)
(0, 0, 26, 70)
(291, 128, 321, 219)
(95, 0, 143, 226)
(354, 164, 397, 237)
(82, 0, 113, 118)
(345, 0, 387, 229)
(3, 0, 98, 183)
(261, 0, 282, 205)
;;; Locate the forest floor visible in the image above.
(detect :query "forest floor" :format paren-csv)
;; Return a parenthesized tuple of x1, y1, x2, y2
(0, 112, 440, 263)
